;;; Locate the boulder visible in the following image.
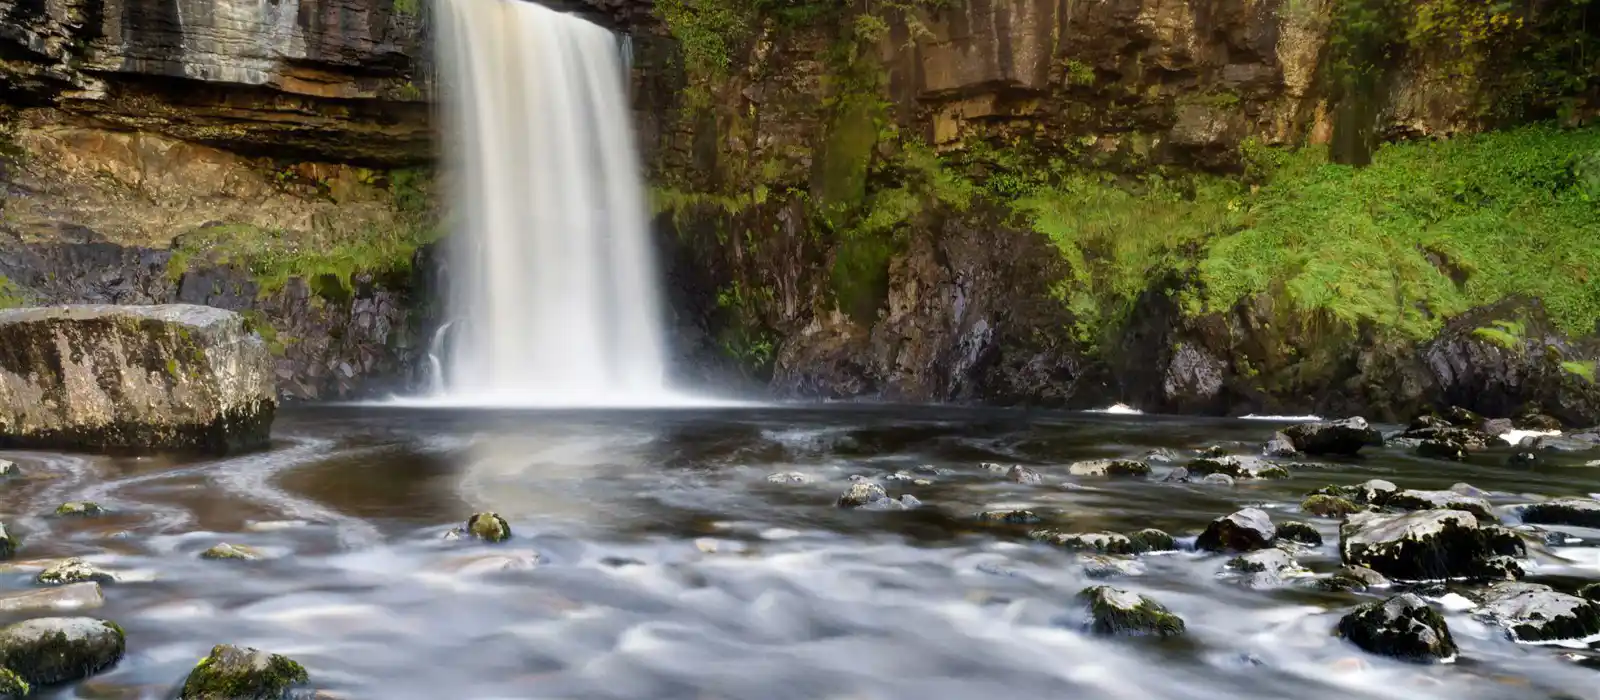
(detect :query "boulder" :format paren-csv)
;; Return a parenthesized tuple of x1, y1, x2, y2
(1519, 498, 1600, 528)
(1195, 508, 1275, 553)
(1317, 565, 1390, 592)
(1275, 521, 1323, 546)
(0, 582, 104, 613)
(1079, 555, 1145, 579)
(1078, 586, 1185, 637)
(1032, 531, 1139, 555)
(0, 459, 17, 478)
(1340, 510, 1524, 581)
(765, 472, 811, 484)
(199, 543, 262, 561)
(180, 644, 309, 700)
(1403, 425, 1494, 450)
(0, 305, 276, 453)
(1473, 582, 1600, 643)
(0, 523, 13, 560)
(36, 559, 118, 586)
(54, 501, 105, 517)
(1283, 418, 1381, 455)
(1128, 528, 1178, 552)
(461, 512, 511, 542)
(1186, 455, 1289, 479)
(1301, 494, 1361, 518)
(1160, 467, 1191, 483)
(836, 483, 888, 508)
(1199, 473, 1235, 486)
(1386, 489, 1495, 520)
(1067, 459, 1150, 478)
(1415, 439, 1466, 461)
(1336, 594, 1456, 663)
(1263, 432, 1298, 457)
(974, 509, 1041, 525)
(0, 617, 125, 687)
(1005, 465, 1043, 484)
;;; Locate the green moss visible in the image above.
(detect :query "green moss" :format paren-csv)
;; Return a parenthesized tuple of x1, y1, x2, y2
(182, 645, 308, 700)
(0, 277, 29, 309)
(1079, 585, 1186, 637)
(1563, 360, 1598, 383)
(393, 0, 419, 16)
(0, 667, 28, 697)
(1063, 59, 1096, 86)
(1471, 326, 1521, 351)
(54, 501, 105, 517)
(165, 216, 435, 302)
(1302, 494, 1361, 518)
(465, 512, 511, 543)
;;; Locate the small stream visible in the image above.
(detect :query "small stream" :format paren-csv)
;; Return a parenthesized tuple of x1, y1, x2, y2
(3, 404, 1599, 699)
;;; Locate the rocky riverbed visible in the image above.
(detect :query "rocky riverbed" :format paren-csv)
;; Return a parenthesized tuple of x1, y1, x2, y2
(2, 403, 1600, 698)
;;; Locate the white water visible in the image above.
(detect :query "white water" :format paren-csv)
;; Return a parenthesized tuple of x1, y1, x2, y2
(431, 0, 677, 407)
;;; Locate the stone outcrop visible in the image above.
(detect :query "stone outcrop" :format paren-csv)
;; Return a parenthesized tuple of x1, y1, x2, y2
(0, 304, 274, 452)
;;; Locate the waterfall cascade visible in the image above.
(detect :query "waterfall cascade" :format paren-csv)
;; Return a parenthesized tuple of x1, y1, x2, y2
(431, 0, 673, 406)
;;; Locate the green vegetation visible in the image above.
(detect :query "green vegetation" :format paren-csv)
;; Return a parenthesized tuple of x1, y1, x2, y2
(0, 276, 29, 309)
(1564, 360, 1598, 383)
(393, 0, 420, 17)
(166, 218, 436, 301)
(1471, 320, 1525, 351)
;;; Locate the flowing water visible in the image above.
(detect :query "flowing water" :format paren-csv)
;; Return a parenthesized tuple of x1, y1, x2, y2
(432, 0, 671, 405)
(7, 405, 1600, 699)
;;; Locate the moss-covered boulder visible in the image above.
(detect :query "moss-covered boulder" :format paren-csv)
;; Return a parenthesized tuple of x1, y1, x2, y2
(1195, 508, 1275, 553)
(1473, 582, 1600, 643)
(1185, 455, 1289, 479)
(1283, 418, 1381, 455)
(54, 501, 105, 517)
(1386, 489, 1495, 520)
(1275, 521, 1323, 546)
(1301, 494, 1361, 518)
(1032, 530, 1140, 555)
(1336, 594, 1456, 663)
(974, 509, 1041, 525)
(835, 483, 887, 508)
(1129, 528, 1178, 552)
(0, 305, 275, 454)
(461, 512, 512, 542)
(1317, 565, 1390, 592)
(180, 644, 308, 700)
(1519, 498, 1600, 528)
(1078, 585, 1185, 638)
(1227, 548, 1305, 587)
(1340, 509, 1525, 582)
(1415, 439, 1466, 461)
(199, 543, 262, 561)
(0, 582, 104, 613)
(0, 617, 125, 687)
(1067, 459, 1151, 478)
(35, 559, 118, 586)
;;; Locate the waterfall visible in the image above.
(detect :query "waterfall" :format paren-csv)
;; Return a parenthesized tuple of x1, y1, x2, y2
(432, 0, 671, 406)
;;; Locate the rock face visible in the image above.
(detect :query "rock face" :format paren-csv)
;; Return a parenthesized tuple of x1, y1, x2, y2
(0, 617, 125, 687)
(181, 644, 309, 700)
(1340, 510, 1524, 581)
(0, 305, 275, 453)
(1336, 594, 1457, 663)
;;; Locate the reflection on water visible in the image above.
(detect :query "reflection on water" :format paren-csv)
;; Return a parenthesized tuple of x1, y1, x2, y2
(3, 404, 1600, 699)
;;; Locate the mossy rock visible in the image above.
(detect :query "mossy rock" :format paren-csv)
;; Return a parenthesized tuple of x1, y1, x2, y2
(1274, 521, 1323, 546)
(465, 512, 511, 542)
(199, 543, 262, 561)
(1301, 494, 1361, 518)
(0, 523, 13, 561)
(0, 617, 125, 687)
(54, 501, 105, 517)
(974, 509, 1041, 525)
(1336, 594, 1456, 663)
(180, 644, 308, 700)
(1079, 585, 1186, 638)
(1032, 530, 1140, 555)
(1128, 528, 1178, 552)
(36, 559, 117, 586)
(0, 667, 27, 697)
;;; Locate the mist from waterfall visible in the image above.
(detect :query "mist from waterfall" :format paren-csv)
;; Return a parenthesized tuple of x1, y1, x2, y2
(430, 0, 675, 406)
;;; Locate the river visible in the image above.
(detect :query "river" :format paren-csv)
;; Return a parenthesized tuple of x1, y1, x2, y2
(3, 404, 1599, 699)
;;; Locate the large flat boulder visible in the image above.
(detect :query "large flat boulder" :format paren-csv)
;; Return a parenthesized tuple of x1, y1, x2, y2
(0, 305, 274, 453)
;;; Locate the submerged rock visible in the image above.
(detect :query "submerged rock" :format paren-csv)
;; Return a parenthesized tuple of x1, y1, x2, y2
(1416, 439, 1466, 461)
(1199, 473, 1235, 486)
(1228, 548, 1305, 587)
(1078, 585, 1186, 637)
(1160, 467, 1191, 483)
(1336, 594, 1457, 663)
(1079, 555, 1145, 579)
(1263, 432, 1299, 457)
(1129, 528, 1178, 552)
(1067, 459, 1150, 478)
(1283, 418, 1381, 456)
(53, 501, 105, 517)
(1186, 455, 1289, 479)
(0, 582, 103, 613)
(1006, 465, 1043, 485)
(1275, 521, 1323, 546)
(200, 543, 262, 561)
(1195, 508, 1275, 553)
(974, 509, 1041, 525)
(1386, 489, 1495, 520)
(1301, 494, 1361, 518)
(1317, 565, 1390, 592)
(1519, 498, 1600, 528)
(0, 305, 276, 453)
(36, 559, 117, 586)
(1033, 531, 1140, 555)
(1473, 582, 1600, 643)
(836, 483, 888, 508)
(1340, 510, 1524, 581)
(0, 617, 125, 687)
(463, 513, 511, 542)
(765, 472, 811, 484)
(180, 644, 308, 700)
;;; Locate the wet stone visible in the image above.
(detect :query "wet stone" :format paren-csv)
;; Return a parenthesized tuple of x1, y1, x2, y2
(837, 482, 887, 508)
(1473, 582, 1600, 643)
(0, 617, 125, 687)
(1199, 473, 1235, 486)
(1186, 455, 1289, 479)
(765, 472, 811, 484)
(1275, 521, 1323, 546)
(0, 460, 16, 478)
(1317, 565, 1390, 592)
(1195, 508, 1275, 553)
(1006, 465, 1043, 485)
(1227, 548, 1304, 587)
(1450, 482, 1491, 498)
(1067, 459, 1150, 478)
(974, 510, 1041, 525)
(1508, 449, 1541, 468)
(53, 501, 104, 517)
(1160, 467, 1191, 483)
(200, 543, 262, 561)
(1416, 439, 1466, 461)
(1079, 554, 1145, 579)
(1301, 494, 1361, 518)
(1264, 432, 1298, 458)
(1387, 489, 1496, 520)
(1078, 585, 1186, 638)
(1340, 510, 1525, 582)
(0, 582, 103, 613)
(180, 644, 309, 700)
(1444, 406, 1482, 428)
(1519, 498, 1600, 528)
(1283, 417, 1381, 456)
(0, 523, 13, 561)
(1129, 528, 1178, 552)
(1579, 583, 1600, 602)
(1336, 594, 1457, 663)
(1033, 530, 1140, 555)
(36, 559, 117, 586)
